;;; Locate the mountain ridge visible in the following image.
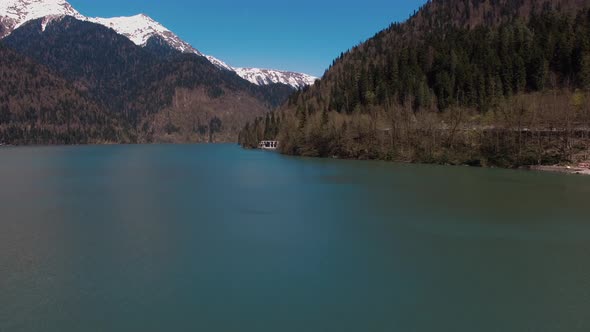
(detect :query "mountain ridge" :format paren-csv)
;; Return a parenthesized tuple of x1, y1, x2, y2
(1, 14, 296, 144)
(0, 0, 317, 89)
(233, 68, 317, 90)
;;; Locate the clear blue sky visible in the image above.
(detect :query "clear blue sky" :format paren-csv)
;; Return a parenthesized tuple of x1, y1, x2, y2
(69, 0, 428, 77)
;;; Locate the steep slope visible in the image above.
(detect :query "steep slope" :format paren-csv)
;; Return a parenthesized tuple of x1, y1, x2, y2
(241, 0, 590, 167)
(204, 55, 234, 71)
(4, 16, 156, 116)
(310, 0, 590, 114)
(3, 16, 293, 142)
(87, 14, 200, 54)
(412, 0, 589, 30)
(0, 42, 129, 144)
(0, 0, 82, 37)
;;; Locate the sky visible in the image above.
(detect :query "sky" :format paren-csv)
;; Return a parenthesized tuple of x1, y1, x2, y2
(68, 0, 428, 77)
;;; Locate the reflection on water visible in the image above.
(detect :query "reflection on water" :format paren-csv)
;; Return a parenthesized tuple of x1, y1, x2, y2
(1, 144, 589, 332)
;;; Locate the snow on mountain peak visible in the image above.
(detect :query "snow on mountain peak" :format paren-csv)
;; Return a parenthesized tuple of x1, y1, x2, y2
(0, 0, 199, 54)
(204, 55, 234, 72)
(0, 0, 83, 35)
(0, 0, 318, 89)
(88, 14, 164, 46)
(87, 14, 200, 54)
(234, 67, 318, 89)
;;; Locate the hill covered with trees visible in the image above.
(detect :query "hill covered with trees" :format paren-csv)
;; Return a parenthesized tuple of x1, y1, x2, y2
(0, 16, 296, 144)
(240, 0, 590, 167)
(0, 43, 132, 144)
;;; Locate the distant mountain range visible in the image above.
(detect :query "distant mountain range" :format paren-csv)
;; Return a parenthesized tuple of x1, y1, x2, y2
(0, 0, 317, 89)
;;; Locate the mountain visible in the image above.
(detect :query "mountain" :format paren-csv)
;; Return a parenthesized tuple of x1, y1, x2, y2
(2, 15, 299, 143)
(0, 0, 316, 89)
(0, 42, 130, 144)
(86, 14, 319, 89)
(204, 55, 235, 72)
(0, 0, 310, 144)
(233, 68, 317, 89)
(4, 16, 158, 113)
(240, 0, 590, 168)
(0, 0, 83, 37)
(87, 14, 199, 54)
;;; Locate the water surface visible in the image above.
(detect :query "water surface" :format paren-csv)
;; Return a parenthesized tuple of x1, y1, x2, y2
(1, 144, 589, 331)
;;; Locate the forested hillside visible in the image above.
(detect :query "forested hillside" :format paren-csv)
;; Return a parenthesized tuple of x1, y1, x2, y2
(0, 43, 131, 144)
(0, 16, 295, 144)
(241, 0, 590, 167)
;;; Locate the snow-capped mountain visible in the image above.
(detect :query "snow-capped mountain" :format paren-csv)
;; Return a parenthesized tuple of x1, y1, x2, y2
(203, 57, 318, 88)
(204, 55, 234, 72)
(87, 14, 200, 55)
(0, 0, 317, 89)
(0, 0, 198, 53)
(0, 0, 83, 37)
(234, 68, 317, 89)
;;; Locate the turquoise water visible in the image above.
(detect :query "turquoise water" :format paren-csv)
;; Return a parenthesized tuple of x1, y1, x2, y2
(1, 144, 589, 331)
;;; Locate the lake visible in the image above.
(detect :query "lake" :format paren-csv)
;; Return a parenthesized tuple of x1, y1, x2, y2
(1, 144, 589, 332)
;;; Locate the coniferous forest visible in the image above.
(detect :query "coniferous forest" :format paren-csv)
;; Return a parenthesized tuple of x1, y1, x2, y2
(0, 43, 134, 144)
(240, 0, 590, 167)
(0, 17, 295, 145)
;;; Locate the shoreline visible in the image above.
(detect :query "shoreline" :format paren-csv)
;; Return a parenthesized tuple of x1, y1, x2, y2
(5, 142, 590, 176)
(273, 147, 590, 176)
(527, 165, 590, 176)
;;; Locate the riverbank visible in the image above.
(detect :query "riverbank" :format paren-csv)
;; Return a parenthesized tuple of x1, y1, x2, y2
(528, 164, 590, 176)
(251, 143, 590, 176)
